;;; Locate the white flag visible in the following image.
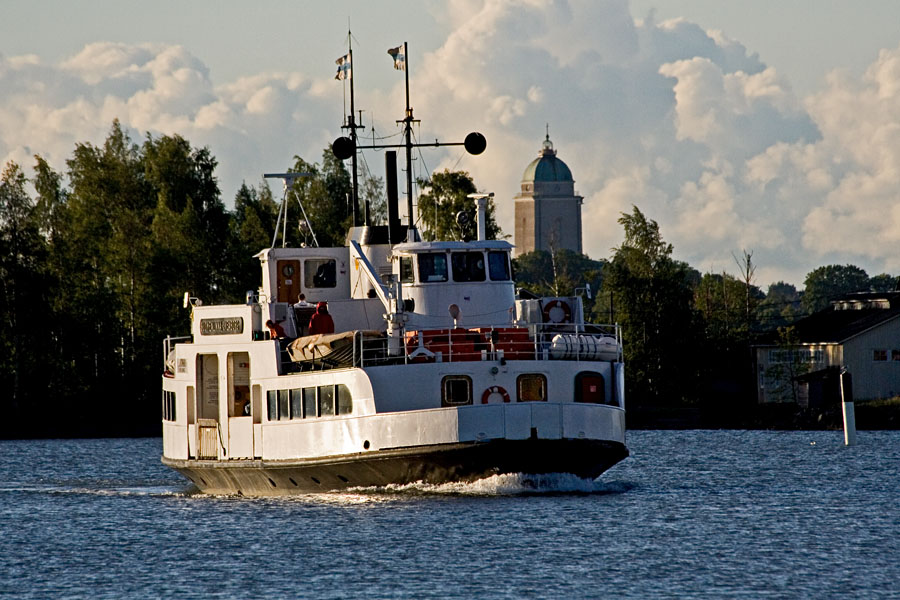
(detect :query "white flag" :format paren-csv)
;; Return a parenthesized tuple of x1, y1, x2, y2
(387, 46, 405, 71)
(335, 54, 351, 80)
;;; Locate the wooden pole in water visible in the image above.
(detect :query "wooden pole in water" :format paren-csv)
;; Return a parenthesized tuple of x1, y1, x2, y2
(840, 368, 857, 446)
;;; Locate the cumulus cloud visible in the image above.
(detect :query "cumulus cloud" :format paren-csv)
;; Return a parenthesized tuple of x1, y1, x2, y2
(4, 0, 900, 286)
(0, 42, 340, 203)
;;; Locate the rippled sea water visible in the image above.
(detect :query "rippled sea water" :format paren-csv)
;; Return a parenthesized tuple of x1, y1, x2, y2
(1, 431, 898, 599)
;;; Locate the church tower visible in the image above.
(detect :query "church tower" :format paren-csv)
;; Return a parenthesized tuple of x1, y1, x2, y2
(513, 131, 583, 257)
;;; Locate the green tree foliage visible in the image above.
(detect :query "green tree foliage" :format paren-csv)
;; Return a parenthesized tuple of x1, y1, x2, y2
(283, 151, 352, 248)
(869, 273, 898, 292)
(0, 162, 51, 417)
(802, 264, 870, 314)
(231, 182, 280, 292)
(756, 281, 803, 330)
(601, 206, 699, 405)
(513, 249, 604, 314)
(417, 170, 501, 241)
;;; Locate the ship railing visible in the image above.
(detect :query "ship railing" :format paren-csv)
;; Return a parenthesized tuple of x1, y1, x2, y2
(351, 322, 622, 368)
(163, 335, 192, 375)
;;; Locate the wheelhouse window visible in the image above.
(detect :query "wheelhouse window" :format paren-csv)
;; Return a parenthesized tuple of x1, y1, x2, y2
(442, 375, 473, 407)
(400, 256, 414, 283)
(305, 258, 336, 288)
(451, 252, 486, 282)
(575, 371, 606, 404)
(418, 253, 448, 282)
(517, 374, 547, 402)
(893, 350, 900, 362)
(488, 251, 511, 281)
(874, 349, 888, 362)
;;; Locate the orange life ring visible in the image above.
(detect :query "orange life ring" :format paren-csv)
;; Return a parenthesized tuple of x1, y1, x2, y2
(542, 299, 572, 323)
(481, 386, 511, 404)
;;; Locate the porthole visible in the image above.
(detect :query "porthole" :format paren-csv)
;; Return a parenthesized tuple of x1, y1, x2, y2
(281, 264, 295, 277)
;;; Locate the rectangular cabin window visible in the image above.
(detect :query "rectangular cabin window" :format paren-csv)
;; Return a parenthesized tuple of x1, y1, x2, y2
(874, 349, 888, 362)
(336, 384, 352, 415)
(442, 375, 473, 407)
(290, 389, 304, 419)
(418, 253, 448, 282)
(892, 350, 900, 362)
(278, 389, 290, 420)
(517, 374, 547, 402)
(575, 371, 605, 404)
(488, 251, 511, 281)
(400, 256, 414, 283)
(303, 387, 317, 418)
(319, 385, 336, 416)
(305, 258, 337, 288)
(451, 252, 486, 282)
(162, 391, 176, 421)
(267, 390, 278, 421)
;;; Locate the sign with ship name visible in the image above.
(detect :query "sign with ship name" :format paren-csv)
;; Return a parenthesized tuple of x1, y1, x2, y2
(200, 317, 244, 336)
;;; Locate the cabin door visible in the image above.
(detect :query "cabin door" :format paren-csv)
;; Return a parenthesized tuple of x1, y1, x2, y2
(277, 259, 301, 303)
(227, 352, 253, 459)
(196, 354, 221, 459)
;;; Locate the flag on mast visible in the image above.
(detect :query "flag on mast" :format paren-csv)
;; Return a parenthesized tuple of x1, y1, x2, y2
(335, 53, 352, 80)
(387, 45, 406, 71)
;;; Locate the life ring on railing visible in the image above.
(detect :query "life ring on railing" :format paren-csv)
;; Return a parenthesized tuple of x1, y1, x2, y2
(542, 299, 572, 323)
(481, 386, 511, 404)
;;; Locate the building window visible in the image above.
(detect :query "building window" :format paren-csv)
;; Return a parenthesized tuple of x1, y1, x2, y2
(442, 375, 473, 407)
(418, 253, 448, 282)
(575, 371, 605, 404)
(517, 374, 547, 402)
(451, 252, 486, 282)
(488, 251, 511, 281)
(874, 349, 888, 362)
(892, 350, 900, 362)
(305, 258, 336, 288)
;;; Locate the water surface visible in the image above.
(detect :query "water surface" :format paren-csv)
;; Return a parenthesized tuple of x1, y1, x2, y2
(1, 431, 897, 598)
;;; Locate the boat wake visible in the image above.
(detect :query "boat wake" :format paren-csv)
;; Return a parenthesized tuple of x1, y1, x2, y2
(0, 481, 189, 498)
(348, 473, 633, 496)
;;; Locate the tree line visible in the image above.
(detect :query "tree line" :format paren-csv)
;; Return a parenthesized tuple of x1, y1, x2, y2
(513, 207, 898, 415)
(0, 121, 384, 437)
(2, 123, 895, 436)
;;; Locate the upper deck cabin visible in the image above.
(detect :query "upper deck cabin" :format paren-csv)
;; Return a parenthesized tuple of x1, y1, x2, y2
(391, 240, 516, 329)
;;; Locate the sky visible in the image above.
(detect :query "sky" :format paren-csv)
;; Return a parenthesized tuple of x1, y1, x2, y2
(4, 0, 900, 289)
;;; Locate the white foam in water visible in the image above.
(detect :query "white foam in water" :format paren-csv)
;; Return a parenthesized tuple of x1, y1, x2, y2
(348, 472, 617, 496)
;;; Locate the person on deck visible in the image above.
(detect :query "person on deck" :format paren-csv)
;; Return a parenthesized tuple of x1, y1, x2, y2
(308, 301, 335, 335)
(294, 293, 310, 308)
(265, 319, 288, 339)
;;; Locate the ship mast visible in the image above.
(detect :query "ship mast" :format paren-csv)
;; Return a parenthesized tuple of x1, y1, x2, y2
(399, 41, 416, 233)
(332, 41, 487, 237)
(342, 31, 363, 226)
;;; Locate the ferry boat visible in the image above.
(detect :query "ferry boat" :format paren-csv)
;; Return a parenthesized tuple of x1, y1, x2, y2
(159, 42, 628, 495)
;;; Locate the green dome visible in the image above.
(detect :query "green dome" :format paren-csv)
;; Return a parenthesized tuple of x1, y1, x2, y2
(521, 135, 572, 183)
